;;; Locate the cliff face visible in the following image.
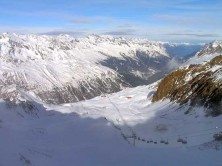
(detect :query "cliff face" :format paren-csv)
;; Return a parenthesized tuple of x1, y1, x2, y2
(152, 55, 222, 116)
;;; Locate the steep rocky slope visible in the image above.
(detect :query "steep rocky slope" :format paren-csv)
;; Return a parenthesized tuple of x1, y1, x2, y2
(153, 41, 222, 116)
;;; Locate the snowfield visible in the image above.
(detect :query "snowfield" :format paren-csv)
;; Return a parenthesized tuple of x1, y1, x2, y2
(0, 82, 222, 166)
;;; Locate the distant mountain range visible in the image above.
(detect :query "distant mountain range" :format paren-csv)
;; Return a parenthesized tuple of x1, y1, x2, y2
(0, 33, 202, 104)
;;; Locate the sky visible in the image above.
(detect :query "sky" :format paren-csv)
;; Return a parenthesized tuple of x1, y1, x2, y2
(0, 0, 222, 42)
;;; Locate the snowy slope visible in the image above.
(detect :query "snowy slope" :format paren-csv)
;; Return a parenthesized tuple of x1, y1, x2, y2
(185, 40, 222, 66)
(197, 40, 222, 57)
(0, 33, 202, 104)
(0, 82, 222, 166)
(49, 83, 222, 147)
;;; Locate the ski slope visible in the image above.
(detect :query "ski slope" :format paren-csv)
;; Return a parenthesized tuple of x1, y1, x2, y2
(0, 82, 221, 165)
(51, 83, 222, 147)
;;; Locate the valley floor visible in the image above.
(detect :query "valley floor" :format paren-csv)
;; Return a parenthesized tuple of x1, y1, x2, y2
(0, 83, 222, 165)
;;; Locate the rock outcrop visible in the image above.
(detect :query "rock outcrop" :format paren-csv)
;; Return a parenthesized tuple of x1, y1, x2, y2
(153, 55, 222, 116)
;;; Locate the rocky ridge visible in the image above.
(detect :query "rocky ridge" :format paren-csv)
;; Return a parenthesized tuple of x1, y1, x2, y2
(153, 41, 222, 116)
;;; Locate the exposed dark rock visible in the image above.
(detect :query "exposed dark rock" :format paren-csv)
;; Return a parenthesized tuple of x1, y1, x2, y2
(99, 50, 172, 86)
(152, 55, 222, 116)
(37, 76, 127, 104)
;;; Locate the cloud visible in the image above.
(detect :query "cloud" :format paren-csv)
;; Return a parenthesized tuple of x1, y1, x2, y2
(153, 14, 197, 24)
(103, 29, 137, 36)
(164, 33, 221, 38)
(69, 17, 95, 24)
(0, 26, 88, 37)
(140, 0, 219, 11)
(153, 13, 222, 28)
(167, 58, 180, 70)
(67, 16, 135, 27)
(117, 24, 134, 28)
(0, 25, 64, 34)
(39, 30, 88, 36)
(154, 14, 187, 20)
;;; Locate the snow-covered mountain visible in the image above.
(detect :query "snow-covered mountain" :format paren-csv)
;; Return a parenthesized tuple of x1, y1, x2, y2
(0, 33, 202, 104)
(0, 35, 221, 165)
(185, 40, 222, 65)
(197, 40, 222, 57)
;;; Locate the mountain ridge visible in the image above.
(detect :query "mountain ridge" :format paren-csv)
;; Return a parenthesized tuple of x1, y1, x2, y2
(153, 41, 222, 116)
(0, 33, 203, 104)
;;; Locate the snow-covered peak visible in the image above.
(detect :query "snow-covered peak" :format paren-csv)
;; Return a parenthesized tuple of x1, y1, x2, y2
(211, 40, 222, 48)
(197, 40, 222, 56)
(1, 32, 9, 37)
(0, 33, 203, 58)
(0, 33, 10, 43)
(183, 40, 222, 66)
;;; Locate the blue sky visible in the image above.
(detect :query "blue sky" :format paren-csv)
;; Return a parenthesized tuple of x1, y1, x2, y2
(0, 0, 221, 42)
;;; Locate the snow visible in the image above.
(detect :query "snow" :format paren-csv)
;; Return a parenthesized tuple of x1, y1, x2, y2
(0, 33, 221, 165)
(0, 82, 221, 165)
(184, 72, 193, 82)
(184, 53, 220, 66)
(49, 83, 221, 147)
(0, 33, 205, 104)
(0, 33, 122, 92)
(209, 65, 222, 72)
(212, 40, 222, 48)
(204, 63, 222, 82)
(213, 69, 222, 81)
(184, 41, 222, 66)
